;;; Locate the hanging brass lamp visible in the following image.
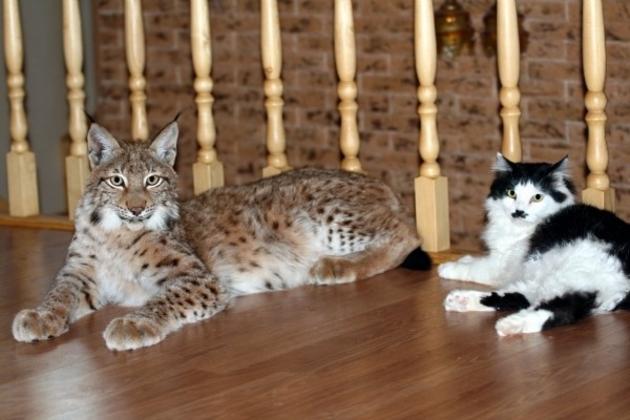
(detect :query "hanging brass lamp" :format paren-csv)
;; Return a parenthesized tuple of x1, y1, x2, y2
(435, 0, 475, 60)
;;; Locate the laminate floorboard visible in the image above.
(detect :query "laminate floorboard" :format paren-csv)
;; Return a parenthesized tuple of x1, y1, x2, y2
(1, 227, 629, 419)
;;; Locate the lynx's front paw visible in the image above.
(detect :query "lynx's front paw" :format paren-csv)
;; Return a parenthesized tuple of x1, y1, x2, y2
(103, 316, 166, 351)
(310, 257, 357, 285)
(12, 309, 69, 342)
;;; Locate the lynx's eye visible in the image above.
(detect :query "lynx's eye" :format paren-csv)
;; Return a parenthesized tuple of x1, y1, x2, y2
(107, 175, 126, 188)
(506, 189, 517, 199)
(531, 193, 544, 203)
(145, 174, 163, 187)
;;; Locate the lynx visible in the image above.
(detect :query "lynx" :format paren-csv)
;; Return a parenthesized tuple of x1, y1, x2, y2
(12, 121, 430, 351)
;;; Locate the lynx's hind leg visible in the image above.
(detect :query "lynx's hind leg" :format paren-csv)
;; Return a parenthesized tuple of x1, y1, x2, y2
(311, 217, 421, 285)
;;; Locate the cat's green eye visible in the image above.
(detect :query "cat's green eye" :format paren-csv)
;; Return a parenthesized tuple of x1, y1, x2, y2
(506, 189, 517, 199)
(145, 174, 163, 187)
(531, 193, 544, 203)
(107, 175, 125, 188)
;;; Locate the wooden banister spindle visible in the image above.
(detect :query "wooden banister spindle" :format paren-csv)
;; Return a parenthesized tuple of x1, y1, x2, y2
(4, 0, 39, 216)
(335, 0, 362, 172)
(261, 0, 290, 177)
(191, 0, 224, 193)
(125, 0, 148, 141)
(63, 0, 89, 219)
(497, 0, 522, 162)
(414, 0, 449, 252)
(582, 0, 615, 210)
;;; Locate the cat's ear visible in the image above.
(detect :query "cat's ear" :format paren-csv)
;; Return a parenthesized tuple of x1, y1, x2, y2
(492, 153, 516, 173)
(546, 155, 570, 187)
(547, 155, 569, 177)
(150, 121, 178, 166)
(87, 123, 121, 169)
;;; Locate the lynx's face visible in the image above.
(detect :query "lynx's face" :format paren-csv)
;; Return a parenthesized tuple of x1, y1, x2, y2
(85, 122, 180, 231)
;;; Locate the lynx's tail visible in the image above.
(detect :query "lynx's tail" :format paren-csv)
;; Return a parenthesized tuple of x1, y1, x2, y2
(400, 247, 432, 271)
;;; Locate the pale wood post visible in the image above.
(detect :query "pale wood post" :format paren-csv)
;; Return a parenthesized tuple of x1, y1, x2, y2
(261, 0, 290, 177)
(191, 0, 224, 194)
(4, 0, 39, 216)
(497, 0, 522, 162)
(63, 0, 89, 219)
(125, 0, 148, 141)
(334, 0, 362, 172)
(414, 0, 449, 252)
(582, 0, 615, 210)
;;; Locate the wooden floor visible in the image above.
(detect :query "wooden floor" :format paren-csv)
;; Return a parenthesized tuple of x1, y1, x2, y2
(2, 227, 630, 419)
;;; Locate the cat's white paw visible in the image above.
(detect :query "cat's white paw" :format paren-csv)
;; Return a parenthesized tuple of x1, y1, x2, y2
(103, 316, 166, 351)
(495, 310, 552, 336)
(12, 309, 69, 342)
(438, 261, 470, 281)
(594, 291, 629, 313)
(444, 290, 494, 312)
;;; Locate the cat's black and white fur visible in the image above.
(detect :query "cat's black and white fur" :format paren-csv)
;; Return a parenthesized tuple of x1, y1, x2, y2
(439, 154, 630, 336)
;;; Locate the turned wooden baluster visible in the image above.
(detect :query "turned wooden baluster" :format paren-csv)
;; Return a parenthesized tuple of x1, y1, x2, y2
(191, 0, 224, 193)
(497, 0, 522, 162)
(63, 0, 89, 219)
(125, 0, 148, 141)
(261, 0, 290, 177)
(414, 0, 449, 252)
(582, 0, 615, 210)
(335, 0, 362, 172)
(4, 0, 39, 216)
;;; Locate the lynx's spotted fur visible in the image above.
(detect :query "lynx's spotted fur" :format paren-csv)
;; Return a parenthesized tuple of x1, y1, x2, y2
(12, 121, 429, 351)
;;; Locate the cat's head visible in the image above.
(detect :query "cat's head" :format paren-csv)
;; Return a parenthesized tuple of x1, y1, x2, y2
(84, 121, 180, 231)
(486, 153, 576, 225)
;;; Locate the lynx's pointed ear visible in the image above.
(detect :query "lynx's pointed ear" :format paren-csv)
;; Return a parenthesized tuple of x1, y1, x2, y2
(492, 153, 516, 173)
(150, 121, 178, 166)
(87, 123, 121, 169)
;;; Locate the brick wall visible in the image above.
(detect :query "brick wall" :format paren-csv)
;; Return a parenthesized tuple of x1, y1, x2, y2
(93, 0, 630, 249)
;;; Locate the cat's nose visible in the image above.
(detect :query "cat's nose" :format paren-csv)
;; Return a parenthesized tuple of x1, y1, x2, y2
(128, 207, 144, 216)
(511, 210, 526, 219)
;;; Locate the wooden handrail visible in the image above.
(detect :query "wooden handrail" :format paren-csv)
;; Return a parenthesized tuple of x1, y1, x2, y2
(191, 0, 224, 193)
(261, 0, 290, 177)
(4, 0, 39, 217)
(582, 0, 615, 210)
(335, 0, 362, 172)
(414, 0, 450, 252)
(125, 0, 148, 141)
(497, 0, 522, 162)
(63, 0, 90, 219)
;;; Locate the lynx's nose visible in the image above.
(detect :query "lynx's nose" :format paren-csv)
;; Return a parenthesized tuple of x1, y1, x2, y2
(127, 197, 146, 216)
(128, 206, 145, 216)
(511, 210, 526, 219)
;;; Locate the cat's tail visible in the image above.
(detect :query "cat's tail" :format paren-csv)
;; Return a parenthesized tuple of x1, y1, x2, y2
(400, 247, 432, 271)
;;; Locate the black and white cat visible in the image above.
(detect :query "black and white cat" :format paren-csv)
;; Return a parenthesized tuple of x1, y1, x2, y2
(439, 154, 630, 336)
